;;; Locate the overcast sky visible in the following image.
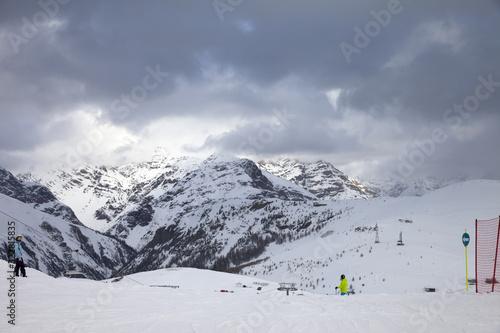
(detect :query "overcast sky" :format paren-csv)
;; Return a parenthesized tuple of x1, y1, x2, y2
(0, 0, 499, 180)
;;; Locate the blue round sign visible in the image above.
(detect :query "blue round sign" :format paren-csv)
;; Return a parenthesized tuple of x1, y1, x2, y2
(462, 233, 470, 247)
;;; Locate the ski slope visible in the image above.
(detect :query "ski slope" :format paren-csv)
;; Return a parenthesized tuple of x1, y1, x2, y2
(1, 261, 499, 333)
(241, 180, 500, 295)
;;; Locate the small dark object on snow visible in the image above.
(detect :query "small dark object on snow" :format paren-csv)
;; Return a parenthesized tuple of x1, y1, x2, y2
(63, 270, 87, 279)
(397, 231, 404, 246)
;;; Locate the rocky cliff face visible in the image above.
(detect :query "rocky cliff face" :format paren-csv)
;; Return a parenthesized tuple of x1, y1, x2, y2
(18, 154, 201, 232)
(258, 159, 378, 200)
(0, 167, 82, 226)
(0, 167, 135, 279)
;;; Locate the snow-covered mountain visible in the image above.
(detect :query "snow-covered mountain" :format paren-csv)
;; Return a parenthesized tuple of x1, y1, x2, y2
(359, 175, 469, 197)
(18, 153, 201, 232)
(0, 167, 82, 226)
(114, 154, 347, 274)
(18, 155, 378, 234)
(14, 154, 365, 277)
(6, 153, 500, 297)
(8, 154, 353, 277)
(0, 167, 135, 279)
(258, 159, 378, 200)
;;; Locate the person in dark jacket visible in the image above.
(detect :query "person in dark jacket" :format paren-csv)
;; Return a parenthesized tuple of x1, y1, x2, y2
(14, 235, 27, 277)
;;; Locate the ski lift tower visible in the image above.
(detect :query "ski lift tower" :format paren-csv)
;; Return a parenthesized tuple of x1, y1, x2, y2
(278, 282, 298, 296)
(397, 231, 404, 246)
(375, 223, 380, 244)
(71, 249, 82, 272)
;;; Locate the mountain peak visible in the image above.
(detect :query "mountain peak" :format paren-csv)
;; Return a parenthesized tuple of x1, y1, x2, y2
(0, 166, 83, 226)
(204, 153, 241, 165)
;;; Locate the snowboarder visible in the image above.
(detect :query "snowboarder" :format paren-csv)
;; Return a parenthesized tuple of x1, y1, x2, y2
(335, 274, 348, 295)
(14, 235, 27, 277)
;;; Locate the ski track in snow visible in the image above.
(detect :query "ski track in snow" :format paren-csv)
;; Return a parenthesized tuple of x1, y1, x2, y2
(2, 262, 500, 333)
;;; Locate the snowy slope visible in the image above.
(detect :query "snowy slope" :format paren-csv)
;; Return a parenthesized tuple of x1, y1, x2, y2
(2, 260, 499, 333)
(2, 174, 500, 332)
(238, 180, 500, 295)
(0, 193, 134, 279)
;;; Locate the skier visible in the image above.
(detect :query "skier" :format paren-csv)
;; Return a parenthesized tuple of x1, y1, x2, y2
(14, 235, 27, 277)
(335, 274, 348, 295)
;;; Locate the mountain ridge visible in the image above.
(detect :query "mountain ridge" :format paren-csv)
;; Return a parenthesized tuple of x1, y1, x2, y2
(4, 154, 497, 291)
(0, 165, 136, 278)
(258, 158, 379, 200)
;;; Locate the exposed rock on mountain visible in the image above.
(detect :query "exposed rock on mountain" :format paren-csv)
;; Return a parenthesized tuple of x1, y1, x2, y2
(18, 154, 201, 231)
(0, 167, 82, 226)
(258, 159, 378, 200)
(0, 168, 135, 279)
(113, 155, 347, 274)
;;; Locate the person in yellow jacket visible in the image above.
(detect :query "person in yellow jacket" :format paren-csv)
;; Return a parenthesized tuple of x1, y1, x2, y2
(335, 274, 348, 295)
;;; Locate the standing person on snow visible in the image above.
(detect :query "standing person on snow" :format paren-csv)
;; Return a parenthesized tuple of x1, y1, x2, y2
(14, 235, 27, 277)
(335, 274, 348, 295)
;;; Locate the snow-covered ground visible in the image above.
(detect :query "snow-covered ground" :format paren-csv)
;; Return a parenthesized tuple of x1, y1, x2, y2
(2, 261, 500, 333)
(2, 174, 499, 332)
(240, 180, 500, 295)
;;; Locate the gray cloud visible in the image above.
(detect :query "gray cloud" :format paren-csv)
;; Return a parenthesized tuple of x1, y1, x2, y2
(0, 0, 499, 179)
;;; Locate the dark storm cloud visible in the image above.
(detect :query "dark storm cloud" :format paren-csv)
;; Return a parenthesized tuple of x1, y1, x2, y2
(188, 103, 361, 158)
(0, 0, 499, 178)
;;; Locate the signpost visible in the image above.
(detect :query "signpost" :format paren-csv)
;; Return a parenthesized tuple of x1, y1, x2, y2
(463, 229, 470, 291)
